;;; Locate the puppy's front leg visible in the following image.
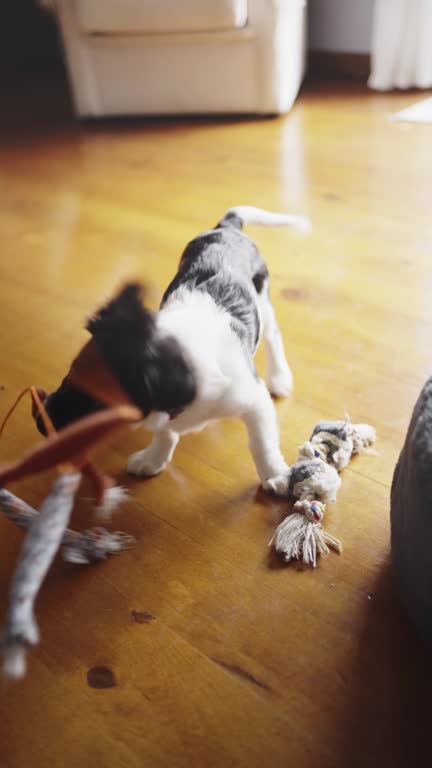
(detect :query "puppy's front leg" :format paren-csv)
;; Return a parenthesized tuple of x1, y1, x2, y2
(127, 430, 179, 477)
(242, 379, 290, 495)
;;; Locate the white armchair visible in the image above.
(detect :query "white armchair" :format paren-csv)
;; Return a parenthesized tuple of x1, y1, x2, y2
(52, 0, 307, 116)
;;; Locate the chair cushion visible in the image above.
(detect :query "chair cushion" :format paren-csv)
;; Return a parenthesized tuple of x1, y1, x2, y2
(76, 0, 248, 35)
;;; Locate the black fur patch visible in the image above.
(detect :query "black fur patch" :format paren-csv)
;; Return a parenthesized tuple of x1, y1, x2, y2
(162, 223, 268, 353)
(215, 211, 243, 230)
(38, 378, 104, 434)
(252, 268, 269, 294)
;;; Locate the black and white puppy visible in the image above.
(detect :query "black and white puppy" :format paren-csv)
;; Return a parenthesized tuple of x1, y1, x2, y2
(40, 206, 310, 495)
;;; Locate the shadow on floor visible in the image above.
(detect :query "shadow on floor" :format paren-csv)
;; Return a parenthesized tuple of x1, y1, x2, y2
(345, 558, 432, 767)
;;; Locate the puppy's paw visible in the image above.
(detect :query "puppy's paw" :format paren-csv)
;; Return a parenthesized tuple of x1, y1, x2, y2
(95, 486, 128, 520)
(267, 368, 293, 398)
(127, 449, 167, 478)
(263, 471, 290, 496)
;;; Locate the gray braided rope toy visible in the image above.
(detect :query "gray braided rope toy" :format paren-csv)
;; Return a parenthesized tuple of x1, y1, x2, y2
(0, 482, 134, 679)
(0, 488, 134, 565)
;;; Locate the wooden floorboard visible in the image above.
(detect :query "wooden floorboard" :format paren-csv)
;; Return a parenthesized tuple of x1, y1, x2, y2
(1, 76, 432, 767)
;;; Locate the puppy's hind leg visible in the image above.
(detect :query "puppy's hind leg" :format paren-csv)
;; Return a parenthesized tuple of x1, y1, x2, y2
(259, 280, 293, 397)
(127, 430, 179, 477)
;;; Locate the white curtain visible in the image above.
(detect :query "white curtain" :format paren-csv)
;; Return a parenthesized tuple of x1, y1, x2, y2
(369, 0, 432, 90)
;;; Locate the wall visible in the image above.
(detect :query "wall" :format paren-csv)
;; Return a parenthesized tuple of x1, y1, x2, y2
(2, 1, 373, 71)
(308, 0, 374, 54)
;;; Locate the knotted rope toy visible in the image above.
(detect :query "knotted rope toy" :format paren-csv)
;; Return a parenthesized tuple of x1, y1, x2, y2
(271, 500, 343, 567)
(0, 386, 142, 678)
(297, 417, 376, 471)
(271, 417, 376, 567)
(270, 456, 343, 567)
(285, 456, 342, 506)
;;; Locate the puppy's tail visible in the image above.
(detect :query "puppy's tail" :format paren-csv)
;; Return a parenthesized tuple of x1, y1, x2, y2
(217, 206, 311, 234)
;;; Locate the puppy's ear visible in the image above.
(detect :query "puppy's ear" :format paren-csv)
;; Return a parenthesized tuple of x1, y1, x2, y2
(86, 283, 154, 342)
(85, 283, 159, 414)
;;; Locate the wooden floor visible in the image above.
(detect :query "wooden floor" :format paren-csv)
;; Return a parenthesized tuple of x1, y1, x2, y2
(1, 74, 432, 768)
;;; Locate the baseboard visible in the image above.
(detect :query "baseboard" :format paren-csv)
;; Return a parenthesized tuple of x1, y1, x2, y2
(308, 50, 370, 81)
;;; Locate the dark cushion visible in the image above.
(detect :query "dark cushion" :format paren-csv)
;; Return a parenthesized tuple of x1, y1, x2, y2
(391, 376, 432, 649)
